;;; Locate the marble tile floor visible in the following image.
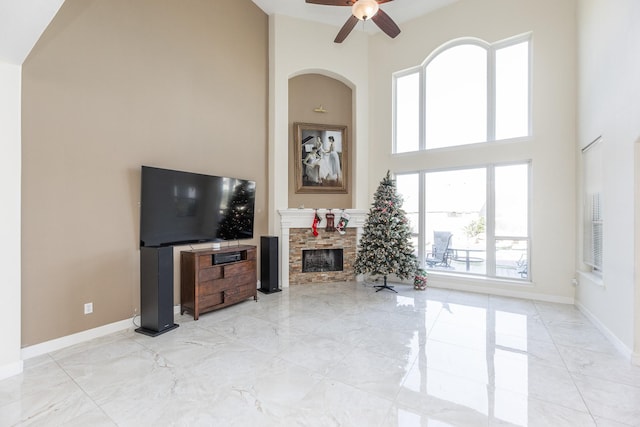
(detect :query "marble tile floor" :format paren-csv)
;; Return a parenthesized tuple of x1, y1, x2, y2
(2, 281, 640, 427)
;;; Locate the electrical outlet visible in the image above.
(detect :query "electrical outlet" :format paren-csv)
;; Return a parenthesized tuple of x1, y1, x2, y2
(84, 302, 93, 315)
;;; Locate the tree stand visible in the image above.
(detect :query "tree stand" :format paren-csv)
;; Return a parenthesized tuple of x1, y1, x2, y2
(374, 275, 397, 293)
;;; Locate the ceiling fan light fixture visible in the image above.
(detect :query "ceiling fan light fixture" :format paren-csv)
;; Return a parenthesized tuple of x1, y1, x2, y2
(351, 0, 379, 21)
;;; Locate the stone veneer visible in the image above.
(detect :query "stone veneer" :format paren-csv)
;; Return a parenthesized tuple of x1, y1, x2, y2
(279, 209, 367, 287)
(288, 228, 357, 285)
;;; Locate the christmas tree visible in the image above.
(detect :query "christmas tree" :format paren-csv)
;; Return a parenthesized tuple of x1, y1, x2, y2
(354, 171, 418, 292)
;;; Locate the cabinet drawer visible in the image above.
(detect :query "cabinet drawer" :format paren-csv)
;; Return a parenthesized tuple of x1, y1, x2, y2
(223, 261, 255, 277)
(236, 283, 257, 298)
(224, 286, 254, 304)
(223, 287, 239, 299)
(198, 273, 256, 297)
(198, 279, 225, 296)
(199, 271, 255, 296)
(199, 292, 223, 309)
(198, 254, 213, 268)
(199, 266, 223, 282)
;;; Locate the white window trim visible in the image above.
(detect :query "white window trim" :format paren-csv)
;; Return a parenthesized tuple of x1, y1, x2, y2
(581, 136, 604, 274)
(392, 33, 533, 154)
(396, 160, 532, 281)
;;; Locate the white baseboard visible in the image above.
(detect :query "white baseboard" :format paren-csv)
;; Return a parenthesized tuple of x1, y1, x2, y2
(0, 360, 24, 381)
(427, 274, 575, 304)
(21, 318, 133, 360)
(575, 300, 634, 361)
(21, 305, 181, 360)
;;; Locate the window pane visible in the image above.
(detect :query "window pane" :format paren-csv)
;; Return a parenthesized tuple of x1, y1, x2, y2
(395, 173, 420, 236)
(584, 192, 603, 270)
(495, 164, 528, 236)
(582, 140, 603, 271)
(496, 239, 528, 279)
(425, 45, 487, 149)
(424, 168, 486, 274)
(496, 41, 529, 140)
(395, 72, 420, 153)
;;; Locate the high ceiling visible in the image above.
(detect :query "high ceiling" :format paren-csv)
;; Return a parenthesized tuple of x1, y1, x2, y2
(0, 0, 66, 64)
(250, 0, 458, 33)
(0, 0, 459, 64)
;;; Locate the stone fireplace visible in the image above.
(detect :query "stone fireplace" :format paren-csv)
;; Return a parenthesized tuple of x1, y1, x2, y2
(289, 228, 355, 284)
(278, 209, 367, 286)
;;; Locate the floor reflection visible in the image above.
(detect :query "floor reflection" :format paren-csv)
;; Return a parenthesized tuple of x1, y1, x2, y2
(2, 281, 639, 426)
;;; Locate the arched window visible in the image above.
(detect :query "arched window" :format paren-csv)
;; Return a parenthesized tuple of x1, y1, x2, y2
(394, 35, 531, 153)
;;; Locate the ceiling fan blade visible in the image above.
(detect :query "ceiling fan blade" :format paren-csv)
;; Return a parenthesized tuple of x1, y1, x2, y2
(371, 8, 401, 39)
(305, 0, 352, 6)
(334, 15, 359, 43)
(305, 0, 394, 6)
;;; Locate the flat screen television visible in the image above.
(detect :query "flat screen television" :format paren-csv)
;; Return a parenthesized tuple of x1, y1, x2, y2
(140, 166, 256, 247)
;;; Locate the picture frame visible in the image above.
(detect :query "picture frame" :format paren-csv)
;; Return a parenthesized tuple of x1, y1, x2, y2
(294, 122, 348, 194)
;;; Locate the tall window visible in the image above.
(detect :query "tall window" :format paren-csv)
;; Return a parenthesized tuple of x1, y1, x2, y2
(396, 163, 530, 280)
(394, 35, 531, 153)
(582, 137, 603, 272)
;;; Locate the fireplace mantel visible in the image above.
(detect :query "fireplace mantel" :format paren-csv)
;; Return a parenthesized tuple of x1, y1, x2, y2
(278, 209, 367, 287)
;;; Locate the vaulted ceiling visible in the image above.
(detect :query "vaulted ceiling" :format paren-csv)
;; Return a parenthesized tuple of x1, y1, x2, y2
(0, 0, 458, 65)
(0, 0, 65, 64)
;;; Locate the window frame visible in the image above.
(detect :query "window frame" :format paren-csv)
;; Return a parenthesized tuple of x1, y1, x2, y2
(395, 161, 532, 281)
(392, 33, 532, 154)
(581, 137, 604, 274)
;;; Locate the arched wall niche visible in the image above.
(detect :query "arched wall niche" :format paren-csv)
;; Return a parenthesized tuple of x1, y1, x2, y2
(288, 71, 355, 209)
(289, 68, 356, 90)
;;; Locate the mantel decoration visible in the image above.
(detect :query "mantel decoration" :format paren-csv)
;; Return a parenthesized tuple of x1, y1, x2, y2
(336, 210, 350, 235)
(325, 210, 336, 232)
(354, 171, 418, 292)
(294, 122, 348, 194)
(312, 209, 322, 237)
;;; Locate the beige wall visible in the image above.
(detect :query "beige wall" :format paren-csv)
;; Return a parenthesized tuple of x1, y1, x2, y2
(267, 14, 371, 237)
(288, 73, 353, 209)
(368, 0, 578, 300)
(21, 0, 268, 346)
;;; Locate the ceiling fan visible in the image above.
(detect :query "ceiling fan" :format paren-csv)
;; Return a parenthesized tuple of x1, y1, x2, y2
(305, 0, 401, 43)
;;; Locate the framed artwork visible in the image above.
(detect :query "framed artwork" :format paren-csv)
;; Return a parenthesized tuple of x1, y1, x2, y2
(294, 122, 348, 194)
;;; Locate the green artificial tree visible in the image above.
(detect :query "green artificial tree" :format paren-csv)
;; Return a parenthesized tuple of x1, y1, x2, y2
(354, 171, 418, 292)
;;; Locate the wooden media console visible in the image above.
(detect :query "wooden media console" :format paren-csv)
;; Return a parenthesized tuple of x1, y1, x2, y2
(180, 245, 257, 320)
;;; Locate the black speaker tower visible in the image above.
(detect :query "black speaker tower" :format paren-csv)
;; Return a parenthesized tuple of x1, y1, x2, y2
(259, 236, 281, 294)
(136, 246, 179, 337)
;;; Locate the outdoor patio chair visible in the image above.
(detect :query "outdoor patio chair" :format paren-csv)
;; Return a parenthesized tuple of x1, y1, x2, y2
(517, 253, 528, 278)
(426, 231, 453, 268)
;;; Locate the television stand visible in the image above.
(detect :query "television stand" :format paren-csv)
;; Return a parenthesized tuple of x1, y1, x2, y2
(180, 245, 257, 320)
